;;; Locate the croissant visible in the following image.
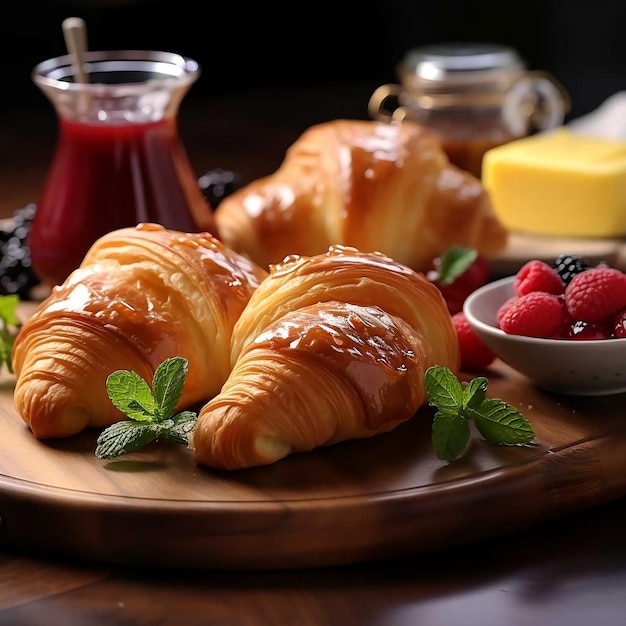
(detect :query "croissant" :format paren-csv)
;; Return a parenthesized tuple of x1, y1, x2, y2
(191, 245, 460, 470)
(12, 223, 268, 439)
(214, 119, 508, 273)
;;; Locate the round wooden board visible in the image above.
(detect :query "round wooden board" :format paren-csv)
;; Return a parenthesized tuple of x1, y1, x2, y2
(2, 360, 626, 571)
(490, 231, 626, 277)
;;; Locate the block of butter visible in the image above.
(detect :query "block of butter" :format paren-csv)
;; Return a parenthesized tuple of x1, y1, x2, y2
(482, 129, 626, 238)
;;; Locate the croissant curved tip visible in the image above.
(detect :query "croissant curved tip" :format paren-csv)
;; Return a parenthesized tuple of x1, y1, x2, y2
(27, 403, 91, 439)
(254, 434, 292, 466)
(192, 402, 293, 470)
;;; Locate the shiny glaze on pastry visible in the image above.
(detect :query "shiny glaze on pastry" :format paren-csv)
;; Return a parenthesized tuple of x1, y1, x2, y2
(12, 223, 267, 438)
(192, 245, 460, 470)
(214, 119, 508, 272)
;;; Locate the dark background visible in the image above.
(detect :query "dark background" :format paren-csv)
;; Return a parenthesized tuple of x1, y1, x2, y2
(3, 0, 625, 120)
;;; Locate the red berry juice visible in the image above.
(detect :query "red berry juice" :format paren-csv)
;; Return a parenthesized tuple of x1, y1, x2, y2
(30, 116, 217, 287)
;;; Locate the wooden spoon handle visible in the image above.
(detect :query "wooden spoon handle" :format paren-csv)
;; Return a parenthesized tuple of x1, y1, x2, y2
(62, 17, 89, 84)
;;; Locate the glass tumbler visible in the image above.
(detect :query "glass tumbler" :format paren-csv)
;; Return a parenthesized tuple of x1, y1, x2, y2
(30, 50, 217, 287)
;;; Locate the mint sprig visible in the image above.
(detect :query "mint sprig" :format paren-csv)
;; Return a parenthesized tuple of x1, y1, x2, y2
(424, 365, 535, 461)
(0, 294, 21, 374)
(95, 356, 198, 459)
(435, 246, 478, 286)
(95, 358, 534, 463)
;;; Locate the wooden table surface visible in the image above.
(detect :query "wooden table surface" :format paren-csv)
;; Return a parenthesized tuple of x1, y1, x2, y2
(2, 86, 626, 626)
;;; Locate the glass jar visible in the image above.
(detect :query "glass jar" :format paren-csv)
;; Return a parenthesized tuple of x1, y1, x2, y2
(30, 50, 218, 287)
(369, 42, 569, 178)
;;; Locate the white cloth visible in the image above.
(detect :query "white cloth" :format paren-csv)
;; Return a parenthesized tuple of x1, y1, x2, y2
(567, 92, 626, 140)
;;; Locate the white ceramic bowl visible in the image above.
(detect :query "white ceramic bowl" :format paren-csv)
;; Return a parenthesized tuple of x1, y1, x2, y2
(463, 275, 626, 396)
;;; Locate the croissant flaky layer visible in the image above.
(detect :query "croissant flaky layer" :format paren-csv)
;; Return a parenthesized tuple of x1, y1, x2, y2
(12, 223, 268, 439)
(214, 119, 508, 272)
(191, 245, 460, 470)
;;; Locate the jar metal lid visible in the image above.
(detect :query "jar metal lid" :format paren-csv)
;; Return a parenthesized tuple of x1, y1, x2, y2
(399, 42, 525, 82)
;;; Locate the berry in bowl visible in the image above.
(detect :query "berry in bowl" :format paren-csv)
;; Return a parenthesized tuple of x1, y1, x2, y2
(463, 255, 626, 396)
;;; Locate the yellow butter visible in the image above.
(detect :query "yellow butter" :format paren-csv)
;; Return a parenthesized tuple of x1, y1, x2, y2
(482, 129, 626, 237)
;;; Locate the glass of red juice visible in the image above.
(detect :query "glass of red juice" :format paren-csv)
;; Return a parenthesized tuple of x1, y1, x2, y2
(30, 50, 218, 287)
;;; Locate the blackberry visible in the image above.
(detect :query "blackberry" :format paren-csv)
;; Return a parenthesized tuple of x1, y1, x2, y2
(0, 203, 41, 299)
(197, 168, 242, 210)
(553, 254, 593, 284)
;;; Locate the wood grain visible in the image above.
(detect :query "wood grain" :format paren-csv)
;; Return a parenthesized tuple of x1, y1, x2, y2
(490, 231, 625, 276)
(2, 335, 626, 570)
(0, 554, 107, 611)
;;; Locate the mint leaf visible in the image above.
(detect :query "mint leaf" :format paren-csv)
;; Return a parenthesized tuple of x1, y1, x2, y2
(463, 377, 488, 409)
(432, 410, 470, 461)
(436, 247, 478, 286)
(0, 326, 14, 374)
(95, 420, 159, 459)
(469, 398, 535, 445)
(424, 365, 535, 461)
(152, 356, 187, 419)
(97, 357, 198, 460)
(0, 294, 20, 326)
(425, 366, 463, 415)
(160, 411, 198, 445)
(106, 369, 157, 421)
(0, 294, 21, 374)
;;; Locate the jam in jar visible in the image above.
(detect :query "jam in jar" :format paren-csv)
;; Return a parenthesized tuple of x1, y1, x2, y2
(30, 50, 218, 287)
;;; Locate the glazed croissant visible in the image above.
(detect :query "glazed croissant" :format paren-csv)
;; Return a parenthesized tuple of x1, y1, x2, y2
(191, 245, 460, 470)
(214, 119, 508, 273)
(12, 223, 268, 439)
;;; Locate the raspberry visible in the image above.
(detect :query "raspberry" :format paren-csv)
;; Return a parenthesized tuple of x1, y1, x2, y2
(569, 319, 612, 340)
(553, 297, 577, 338)
(564, 267, 626, 322)
(514, 259, 565, 297)
(613, 309, 626, 338)
(499, 291, 564, 338)
(429, 251, 491, 315)
(451, 311, 496, 371)
(496, 296, 518, 326)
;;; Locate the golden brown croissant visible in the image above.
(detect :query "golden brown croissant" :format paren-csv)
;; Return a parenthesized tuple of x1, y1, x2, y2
(214, 119, 508, 272)
(191, 245, 460, 470)
(12, 223, 268, 439)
